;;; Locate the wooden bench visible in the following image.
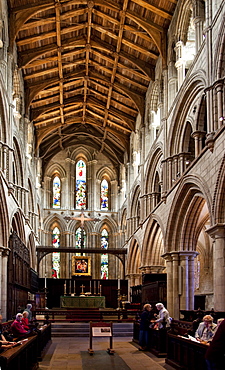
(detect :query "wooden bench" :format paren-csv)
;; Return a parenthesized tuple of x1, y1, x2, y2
(0, 323, 51, 370)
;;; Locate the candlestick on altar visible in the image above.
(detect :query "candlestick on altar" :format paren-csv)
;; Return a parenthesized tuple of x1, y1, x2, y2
(118, 278, 120, 290)
(94, 281, 96, 295)
(69, 280, 71, 295)
(90, 280, 91, 294)
(98, 281, 100, 295)
(100, 284, 102, 296)
(64, 280, 67, 295)
(74, 280, 76, 295)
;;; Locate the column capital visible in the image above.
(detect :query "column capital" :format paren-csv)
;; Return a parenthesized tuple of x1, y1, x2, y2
(206, 223, 225, 239)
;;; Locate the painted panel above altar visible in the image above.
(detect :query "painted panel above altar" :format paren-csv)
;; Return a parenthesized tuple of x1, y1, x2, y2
(60, 296, 105, 309)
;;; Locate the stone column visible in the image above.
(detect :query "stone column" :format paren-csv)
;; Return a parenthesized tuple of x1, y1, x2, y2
(175, 41, 185, 90)
(207, 224, 225, 311)
(191, 131, 206, 157)
(162, 253, 173, 316)
(215, 80, 224, 129)
(0, 247, 10, 320)
(179, 251, 198, 311)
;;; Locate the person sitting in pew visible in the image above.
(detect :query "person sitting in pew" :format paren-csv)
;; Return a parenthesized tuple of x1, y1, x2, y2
(11, 313, 31, 339)
(195, 315, 217, 344)
(205, 318, 225, 370)
(0, 314, 17, 351)
(21, 311, 29, 330)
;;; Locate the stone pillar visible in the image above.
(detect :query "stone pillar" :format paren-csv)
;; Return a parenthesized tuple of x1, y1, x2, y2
(191, 131, 206, 157)
(0, 247, 10, 320)
(207, 224, 225, 311)
(175, 41, 185, 90)
(163, 253, 173, 316)
(215, 81, 224, 129)
(171, 252, 179, 318)
(168, 61, 177, 108)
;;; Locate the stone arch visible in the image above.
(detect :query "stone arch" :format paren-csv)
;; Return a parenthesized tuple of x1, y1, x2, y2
(127, 238, 141, 276)
(165, 175, 212, 253)
(145, 145, 163, 194)
(141, 216, 165, 271)
(168, 72, 206, 156)
(212, 154, 225, 223)
(12, 137, 24, 187)
(11, 209, 26, 243)
(0, 176, 9, 247)
(214, 19, 225, 80)
(27, 232, 36, 270)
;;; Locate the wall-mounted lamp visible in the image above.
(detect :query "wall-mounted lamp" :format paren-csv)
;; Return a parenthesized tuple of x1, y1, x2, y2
(219, 116, 224, 122)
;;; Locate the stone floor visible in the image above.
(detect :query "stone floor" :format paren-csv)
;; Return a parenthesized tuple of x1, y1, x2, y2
(38, 336, 174, 370)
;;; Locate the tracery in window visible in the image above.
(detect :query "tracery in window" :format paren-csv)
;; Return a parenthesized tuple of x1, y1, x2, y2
(100, 179, 109, 210)
(76, 160, 86, 209)
(75, 227, 86, 256)
(101, 229, 109, 279)
(52, 227, 60, 278)
(53, 175, 61, 208)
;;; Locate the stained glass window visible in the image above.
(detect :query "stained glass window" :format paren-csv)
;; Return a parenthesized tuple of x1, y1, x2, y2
(52, 227, 60, 278)
(53, 175, 61, 208)
(76, 160, 86, 209)
(100, 179, 108, 210)
(101, 229, 108, 279)
(75, 227, 86, 256)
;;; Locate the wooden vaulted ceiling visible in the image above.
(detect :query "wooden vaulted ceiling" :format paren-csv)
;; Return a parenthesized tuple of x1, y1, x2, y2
(9, 0, 177, 171)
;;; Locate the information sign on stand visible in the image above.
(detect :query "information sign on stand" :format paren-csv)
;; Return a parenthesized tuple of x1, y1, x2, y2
(88, 322, 114, 355)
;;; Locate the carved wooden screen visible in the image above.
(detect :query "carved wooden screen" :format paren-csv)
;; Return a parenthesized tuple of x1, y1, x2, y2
(7, 231, 31, 319)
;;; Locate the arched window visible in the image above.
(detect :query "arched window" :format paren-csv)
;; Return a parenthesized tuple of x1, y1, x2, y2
(53, 175, 61, 208)
(52, 227, 60, 278)
(101, 229, 108, 279)
(100, 179, 109, 210)
(76, 160, 86, 209)
(75, 227, 86, 255)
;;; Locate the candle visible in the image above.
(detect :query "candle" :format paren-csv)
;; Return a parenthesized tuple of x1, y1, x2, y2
(64, 280, 66, 295)
(118, 278, 120, 290)
(98, 281, 100, 294)
(94, 281, 96, 295)
(90, 281, 91, 293)
(74, 280, 75, 294)
(44, 277, 47, 289)
(100, 284, 102, 296)
(69, 280, 71, 294)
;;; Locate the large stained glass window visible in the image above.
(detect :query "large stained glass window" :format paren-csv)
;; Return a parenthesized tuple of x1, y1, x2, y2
(53, 175, 61, 208)
(100, 179, 108, 210)
(101, 229, 108, 279)
(52, 227, 60, 278)
(75, 227, 86, 255)
(76, 160, 86, 209)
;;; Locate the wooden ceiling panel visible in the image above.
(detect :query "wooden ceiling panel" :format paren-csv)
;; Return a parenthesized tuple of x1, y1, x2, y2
(9, 0, 177, 172)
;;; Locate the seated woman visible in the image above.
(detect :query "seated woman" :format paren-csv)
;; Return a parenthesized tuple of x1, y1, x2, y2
(21, 311, 29, 330)
(195, 315, 217, 343)
(11, 313, 30, 339)
(0, 314, 17, 351)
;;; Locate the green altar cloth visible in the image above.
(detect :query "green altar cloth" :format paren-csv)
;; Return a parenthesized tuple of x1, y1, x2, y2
(60, 296, 105, 308)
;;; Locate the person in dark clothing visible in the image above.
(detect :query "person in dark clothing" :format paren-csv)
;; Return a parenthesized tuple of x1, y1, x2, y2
(138, 303, 153, 351)
(205, 318, 225, 370)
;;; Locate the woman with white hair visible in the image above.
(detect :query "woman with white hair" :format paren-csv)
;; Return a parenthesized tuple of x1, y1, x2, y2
(153, 303, 171, 329)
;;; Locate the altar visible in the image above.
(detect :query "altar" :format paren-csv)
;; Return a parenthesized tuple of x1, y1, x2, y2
(60, 296, 105, 309)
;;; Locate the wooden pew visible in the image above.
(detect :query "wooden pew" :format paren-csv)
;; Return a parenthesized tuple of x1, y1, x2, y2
(166, 332, 208, 370)
(0, 323, 52, 370)
(0, 336, 38, 370)
(166, 320, 207, 370)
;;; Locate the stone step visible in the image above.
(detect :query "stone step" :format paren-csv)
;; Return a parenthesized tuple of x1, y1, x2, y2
(51, 322, 134, 337)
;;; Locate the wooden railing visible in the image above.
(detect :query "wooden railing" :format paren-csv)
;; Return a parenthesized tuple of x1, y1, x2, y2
(34, 309, 139, 323)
